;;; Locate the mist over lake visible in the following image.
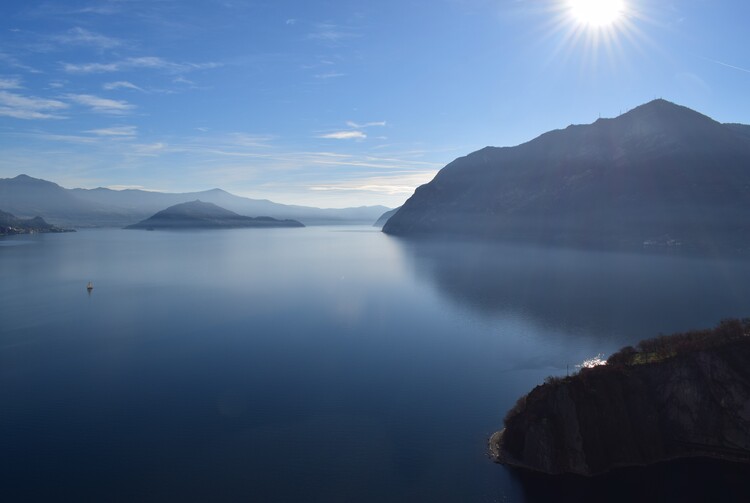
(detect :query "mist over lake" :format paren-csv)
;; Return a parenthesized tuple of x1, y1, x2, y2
(3, 227, 750, 501)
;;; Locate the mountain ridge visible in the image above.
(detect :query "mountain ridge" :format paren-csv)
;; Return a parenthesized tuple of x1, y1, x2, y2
(0, 174, 390, 227)
(383, 99, 750, 250)
(125, 200, 304, 230)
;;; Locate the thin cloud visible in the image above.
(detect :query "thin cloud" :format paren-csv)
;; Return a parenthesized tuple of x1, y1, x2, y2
(318, 131, 367, 140)
(308, 173, 438, 196)
(54, 27, 123, 50)
(0, 51, 42, 74)
(315, 72, 345, 79)
(0, 76, 23, 89)
(86, 125, 137, 137)
(346, 120, 386, 128)
(308, 23, 358, 43)
(134, 142, 167, 155)
(0, 90, 68, 119)
(707, 58, 750, 75)
(173, 75, 195, 85)
(228, 133, 275, 148)
(103, 80, 145, 92)
(66, 93, 134, 114)
(105, 184, 162, 191)
(63, 56, 221, 74)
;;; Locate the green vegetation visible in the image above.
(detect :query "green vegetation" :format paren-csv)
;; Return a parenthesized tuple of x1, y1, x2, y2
(607, 318, 750, 367)
(505, 319, 750, 426)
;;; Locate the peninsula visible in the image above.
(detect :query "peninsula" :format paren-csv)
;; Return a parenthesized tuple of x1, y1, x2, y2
(0, 210, 73, 236)
(491, 319, 750, 476)
(125, 200, 304, 230)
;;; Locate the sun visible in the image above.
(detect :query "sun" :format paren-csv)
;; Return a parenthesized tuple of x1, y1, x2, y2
(567, 0, 625, 27)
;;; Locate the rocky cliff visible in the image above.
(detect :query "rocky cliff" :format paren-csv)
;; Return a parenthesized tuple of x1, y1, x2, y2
(492, 319, 750, 476)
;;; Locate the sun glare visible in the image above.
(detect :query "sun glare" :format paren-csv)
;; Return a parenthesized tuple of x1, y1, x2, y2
(568, 0, 625, 27)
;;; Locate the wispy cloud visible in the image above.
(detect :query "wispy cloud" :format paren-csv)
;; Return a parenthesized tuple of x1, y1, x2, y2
(173, 75, 195, 85)
(227, 133, 275, 148)
(65, 93, 134, 114)
(308, 172, 438, 196)
(315, 120, 385, 140)
(318, 131, 367, 140)
(133, 142, 168, 156)
(47, 80, 67, 89)
(706, 58, 750, 75)
(0, 90, 68, 119)
(308, 23, 359, 43)
(346, 120, 386, 128)
(0, 76, 23, 89)
(103, 80, 145, 92)
(54, 27, 123, 50)
(0, 51, 42, 74)
(86, 125, 138, 137)
(315, 72, 345, 79)
(30, 132, 100, 144)
(63, 56, 221, 74)
(105, 184, 161, 191)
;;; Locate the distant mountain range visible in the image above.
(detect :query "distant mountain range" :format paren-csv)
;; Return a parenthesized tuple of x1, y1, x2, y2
(126, 200, 304, 230)
(384, 99, 750, 250)
(0, 174, 390, 227)
(0, 209, 72, 236)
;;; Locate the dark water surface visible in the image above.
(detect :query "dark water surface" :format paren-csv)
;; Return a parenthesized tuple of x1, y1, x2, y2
(3, 227, 750, 502)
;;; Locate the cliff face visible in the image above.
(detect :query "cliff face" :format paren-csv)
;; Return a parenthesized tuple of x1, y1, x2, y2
(493, 321, 750, 476)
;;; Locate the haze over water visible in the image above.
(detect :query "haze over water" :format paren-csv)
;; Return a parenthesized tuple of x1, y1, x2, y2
(3, 227, 750, 501)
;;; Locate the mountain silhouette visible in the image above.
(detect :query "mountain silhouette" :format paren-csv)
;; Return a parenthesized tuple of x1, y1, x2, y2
(125, 200, 304, 229)
(0, 174, 389, 227)
(384, 100, 750, 250)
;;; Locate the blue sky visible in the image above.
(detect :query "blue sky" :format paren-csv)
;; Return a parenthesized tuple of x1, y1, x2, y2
(1, 0, 749, 208)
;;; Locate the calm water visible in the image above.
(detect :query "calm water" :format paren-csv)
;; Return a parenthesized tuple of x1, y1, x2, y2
(3, 227, 750, 502)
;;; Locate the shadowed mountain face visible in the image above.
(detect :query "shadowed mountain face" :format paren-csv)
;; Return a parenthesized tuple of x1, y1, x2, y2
(0, 175, 389, 227)
(125, 200, 304, 229)
(384, 100, 750, 250)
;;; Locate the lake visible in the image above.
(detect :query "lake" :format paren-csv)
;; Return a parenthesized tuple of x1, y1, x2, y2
(3, 227, 750, 502)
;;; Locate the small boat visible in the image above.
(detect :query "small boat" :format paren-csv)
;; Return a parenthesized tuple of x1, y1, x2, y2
(86, 282, 93, 291)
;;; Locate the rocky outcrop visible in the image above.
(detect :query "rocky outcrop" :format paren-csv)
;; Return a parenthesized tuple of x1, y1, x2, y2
(492, 320, 750, 476)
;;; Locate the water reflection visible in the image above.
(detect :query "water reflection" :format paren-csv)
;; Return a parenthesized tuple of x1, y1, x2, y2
(390, 236, 750, 501)
(394, 237, 750, 344)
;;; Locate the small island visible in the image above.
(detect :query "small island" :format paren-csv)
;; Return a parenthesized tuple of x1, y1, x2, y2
(125, 200, 305, 230)
(491, 319, 750, 476)
(0, 209, 74, 236)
